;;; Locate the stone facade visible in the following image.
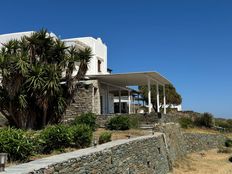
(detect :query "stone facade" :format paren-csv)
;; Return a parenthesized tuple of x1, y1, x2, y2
(64, 79, 118, 120)
(65, 80, 101, 118)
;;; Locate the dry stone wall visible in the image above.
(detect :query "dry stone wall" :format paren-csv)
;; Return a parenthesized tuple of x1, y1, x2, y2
(154, 123, 227, 160)
(153, 123, 186, 162)
(96, 113, 183, 128)
(4, 134, 171, 174)
(183, 133, 227, 153)
(4, 123, 227, 174)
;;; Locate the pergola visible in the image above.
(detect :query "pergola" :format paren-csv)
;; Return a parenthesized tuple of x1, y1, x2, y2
(87, 71, 171, 114)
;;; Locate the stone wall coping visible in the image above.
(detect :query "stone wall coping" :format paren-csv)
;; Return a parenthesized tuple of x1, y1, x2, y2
(155, 122, 177, 125)
(3, 133, 163, 174)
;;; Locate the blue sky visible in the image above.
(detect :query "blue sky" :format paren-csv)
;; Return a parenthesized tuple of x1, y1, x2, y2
(0, 0, 232, 118)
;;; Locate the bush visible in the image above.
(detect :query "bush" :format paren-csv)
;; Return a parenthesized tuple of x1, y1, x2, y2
(39, 124, 71, 153)
(69, 124, 93, 148)
(179, 117, 193, 128)
(215, 120, 230, 128)
(217, 147, 232, 153)
(194, 112, 214, 128)
(215, 119, 232, 132)
(99, 132, 112, 144)
(0, 127, 34, 161)
(129, 115, 139, 129)
(107, 116, 130, 130)
(72, 112, 96, 130)
(225, 139, 232, 147)
(229, 156, 232, 163)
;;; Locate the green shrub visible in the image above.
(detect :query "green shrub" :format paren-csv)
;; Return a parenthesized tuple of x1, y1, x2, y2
(215, 120, 230, 128)
(69, 124, 93, 148)
(72, 112, 96, 130)
(217, 147, 232, 153)
(107, 116, 130, 130)
(225, 139, 232, 147)
(229, 156, 232, 162)
(215, 119, 232, 132)
(0, 127, 34, 161)
(129, 115, 139, 129)
(179, 117, 193, 128)
(194, 112, 214, 128)
(99, 132, 112, 144)
(39, 124, 71, 153)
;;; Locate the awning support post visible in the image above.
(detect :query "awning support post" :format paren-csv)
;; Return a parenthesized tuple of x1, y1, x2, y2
(163, 85, 166, 114)
(128, 91, 131, 114)
(92, 86, 95, 113)
(156, 82, 160, 113)
(133, 95, 135, 113)
(106, 85, 109, 114)
(119, 90, 121, 114)
(148, 78, 152, 113)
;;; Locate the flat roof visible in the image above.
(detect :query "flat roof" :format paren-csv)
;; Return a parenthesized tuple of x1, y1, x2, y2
(0, 31, 57, 47)
(87, 71, 171, 86)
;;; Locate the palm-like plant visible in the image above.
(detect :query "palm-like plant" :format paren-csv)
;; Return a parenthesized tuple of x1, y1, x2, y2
(0, 29, 92, 129)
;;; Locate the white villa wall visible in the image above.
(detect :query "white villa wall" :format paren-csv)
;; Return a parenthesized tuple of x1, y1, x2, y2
(99, 83, 114, 114)
(114, 96, 130, 103)
(166, 104, 182, 111)
(0, 31, 32, 48)
(62, 37, 108, 76)
(0, 31, 113, 116)
(0, 32, 108, 76)
(0, 31, 57, 48)
(108, 93, 114, 113)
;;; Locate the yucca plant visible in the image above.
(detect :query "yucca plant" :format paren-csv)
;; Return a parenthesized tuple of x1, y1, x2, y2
(0, 29, 92, 129)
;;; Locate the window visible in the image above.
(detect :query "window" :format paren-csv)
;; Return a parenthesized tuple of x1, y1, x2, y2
(98, 60, 102, 72)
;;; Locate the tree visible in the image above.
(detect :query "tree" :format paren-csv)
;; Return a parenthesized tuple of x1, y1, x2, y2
(194, 112, 214, 128)
(139, 84, 182, 112)
(0, 29, 92, 129)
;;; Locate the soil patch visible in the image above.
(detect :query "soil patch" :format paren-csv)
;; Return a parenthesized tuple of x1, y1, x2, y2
(173, 149, 232, 174)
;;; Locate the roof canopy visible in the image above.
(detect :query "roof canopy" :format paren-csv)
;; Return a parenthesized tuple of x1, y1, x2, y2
(87, 71, 171, 87)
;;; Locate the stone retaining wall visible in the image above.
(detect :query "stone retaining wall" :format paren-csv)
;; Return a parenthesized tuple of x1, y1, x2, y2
(96, 114, 159, 128)
(154, 123, 186, 162)
(183, 132, 227, 153)
(4, 123, 227, 174)
(154, 123, 227, 159)
(95, 113, 185, 128)
(4, 134, 171, 174)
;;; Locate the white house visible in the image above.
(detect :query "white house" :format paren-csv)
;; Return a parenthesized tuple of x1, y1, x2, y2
(62, 37, 109, 76)
(0, 31, 57, 47)
(0, 31, 172, 116)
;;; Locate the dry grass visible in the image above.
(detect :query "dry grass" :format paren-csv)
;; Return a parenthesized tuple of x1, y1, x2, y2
(93, 128, 151, 141)
(182, 127, 221, 134)
(172, 149, 232, 174)
(182, 127, 232, 140)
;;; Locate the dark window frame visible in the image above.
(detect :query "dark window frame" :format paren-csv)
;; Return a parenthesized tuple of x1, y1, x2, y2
(98, 59, 102, 72)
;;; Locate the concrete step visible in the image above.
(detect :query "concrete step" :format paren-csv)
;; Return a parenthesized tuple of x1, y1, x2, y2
(139, 124, 153, 129)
